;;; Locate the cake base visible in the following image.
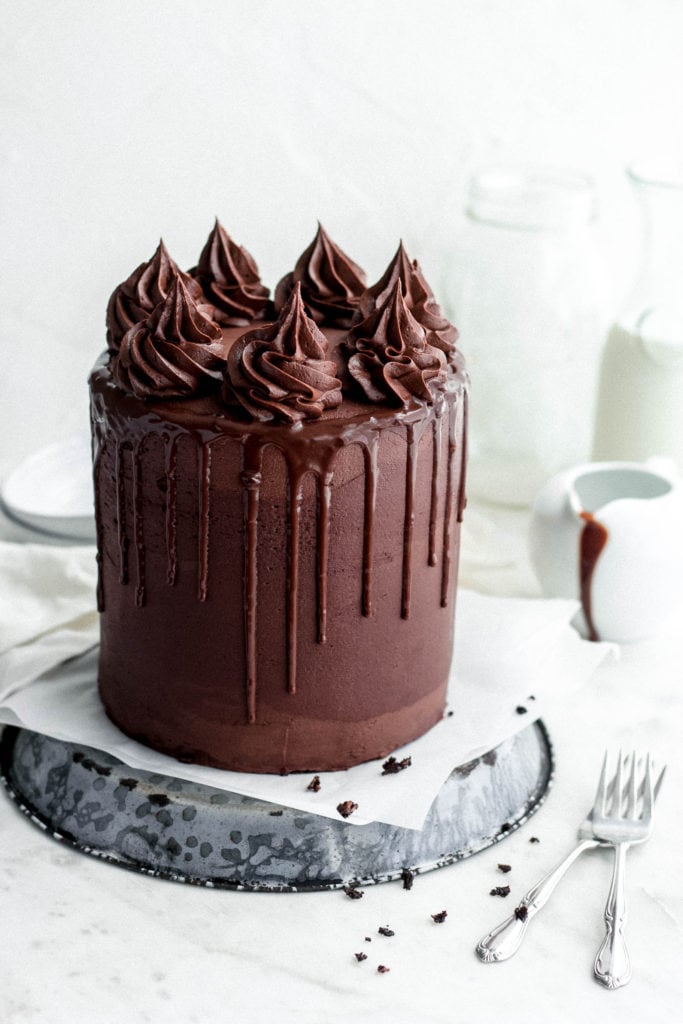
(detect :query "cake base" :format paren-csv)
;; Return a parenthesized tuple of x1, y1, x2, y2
(0, 723, 552, 892)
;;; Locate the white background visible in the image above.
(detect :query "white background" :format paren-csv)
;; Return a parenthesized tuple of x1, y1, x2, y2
(2, 0, 683, 476)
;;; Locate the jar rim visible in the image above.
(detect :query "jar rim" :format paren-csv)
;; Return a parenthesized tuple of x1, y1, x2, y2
(627, 162, 683, 192)
(467, 164, 597, 231)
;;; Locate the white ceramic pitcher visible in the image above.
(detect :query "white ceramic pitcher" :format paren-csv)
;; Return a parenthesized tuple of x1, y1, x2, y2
(529, 460, 683, 642)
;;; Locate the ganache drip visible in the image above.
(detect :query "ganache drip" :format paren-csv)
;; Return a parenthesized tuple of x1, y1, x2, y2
(274, 224, 367, 327)
(345, 279, 447, 405)
(106, 240, 206, 352)
(358, 241, 459, 357)
(113, 276, 226, 399)
(225, 282, 342, 423)
(190, 219, 270, 326)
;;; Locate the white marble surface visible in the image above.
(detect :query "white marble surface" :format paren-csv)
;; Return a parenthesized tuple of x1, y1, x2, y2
(1, 504, 682, 1024)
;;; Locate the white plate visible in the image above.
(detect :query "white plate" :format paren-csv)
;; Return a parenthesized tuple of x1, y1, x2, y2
(1, 433, 96, 541)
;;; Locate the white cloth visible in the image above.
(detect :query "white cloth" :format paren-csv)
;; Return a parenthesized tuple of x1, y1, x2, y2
(0, 540, 613, 830)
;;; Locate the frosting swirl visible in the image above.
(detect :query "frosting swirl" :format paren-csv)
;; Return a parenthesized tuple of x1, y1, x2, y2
(191, 219, 270, 326)
(359, 241, 459, 356)
(106, 239, 205, 352)
(113, 276, 225, 399)
(225, 282, 342, 423)
(345, 279, 447, 405)
(274, 224, 366, 327)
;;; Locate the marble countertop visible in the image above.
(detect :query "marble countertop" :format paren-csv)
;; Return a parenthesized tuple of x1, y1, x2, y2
(1, 504, 681, 1024)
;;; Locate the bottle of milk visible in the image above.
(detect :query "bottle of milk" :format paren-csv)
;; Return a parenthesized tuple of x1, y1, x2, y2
(593, 164, 683, 473)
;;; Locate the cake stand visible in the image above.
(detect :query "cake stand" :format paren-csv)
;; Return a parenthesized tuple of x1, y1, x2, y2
(0, 722, 552, 892)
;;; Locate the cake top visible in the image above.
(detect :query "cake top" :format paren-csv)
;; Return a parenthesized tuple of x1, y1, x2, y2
(104, 223, 462, 421)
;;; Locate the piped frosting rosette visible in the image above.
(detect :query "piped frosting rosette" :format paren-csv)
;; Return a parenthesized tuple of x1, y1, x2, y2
(345, 279, 448, 405)
(191, 219, 270, 326)
(106, 240, 206, 352)
(225, 283, 342, 423)
(274, 224, 366, 328)
(359, 241, 459, 358)
(113, 276, 226, 399)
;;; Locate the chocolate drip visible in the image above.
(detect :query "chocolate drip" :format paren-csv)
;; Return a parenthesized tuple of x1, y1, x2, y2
(241, 439, 263, 724)
(93, 442, 106, 612)
(164, 435, 179, 586)
(115, 442, 130, 586)
(287, 465, 304, 694)
(440, 400, 458, 607)
(362, 435, 379, 617)
(317, 459, 334, 644)
(197, 444, 211, 602)
(428, 413, 443, 566)
(456, 390, 468, 523)
(579, 511, 609, 642)
(401, 424, 418, 619)
(132, 443, 146, 607)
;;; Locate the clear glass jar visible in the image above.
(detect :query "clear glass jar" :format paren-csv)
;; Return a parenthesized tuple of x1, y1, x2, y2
(593, 164, 683, 473)
(450, 166, 602, 506)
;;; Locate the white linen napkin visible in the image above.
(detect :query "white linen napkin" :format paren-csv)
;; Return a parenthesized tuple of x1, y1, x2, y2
(0, 541, 613, 830)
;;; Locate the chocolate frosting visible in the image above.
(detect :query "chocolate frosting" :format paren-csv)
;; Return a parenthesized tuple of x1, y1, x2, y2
(346, 280, 447, 405)
(274, 224, 366, 327)
(106, 240, 205, 352)
(225, 282, 342, 423)
(191, 219, 270, 326)
(113, 276, 225, 399)
(359, 241, 459, 356)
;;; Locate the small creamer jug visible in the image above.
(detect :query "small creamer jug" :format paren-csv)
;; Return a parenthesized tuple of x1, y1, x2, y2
(529, 460, 683, 642)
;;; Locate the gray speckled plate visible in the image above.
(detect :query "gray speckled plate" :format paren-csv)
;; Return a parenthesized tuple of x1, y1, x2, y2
(0, 723, 552, 891)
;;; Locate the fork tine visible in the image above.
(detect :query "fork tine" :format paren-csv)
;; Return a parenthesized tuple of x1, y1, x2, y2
(641, 753, 654, 821)
(654, 764, 667, 799)
(593, 750, 610, 817)
(611, 749, 624, 816)
(626, 748, 638, 818)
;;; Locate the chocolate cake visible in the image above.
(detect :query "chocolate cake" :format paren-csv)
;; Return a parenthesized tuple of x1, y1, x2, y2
(90, 222, 468, 773)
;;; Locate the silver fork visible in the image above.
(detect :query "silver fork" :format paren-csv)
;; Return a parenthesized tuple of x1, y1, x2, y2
(592, 751, 663, 989)
(475, 751, 664, 965)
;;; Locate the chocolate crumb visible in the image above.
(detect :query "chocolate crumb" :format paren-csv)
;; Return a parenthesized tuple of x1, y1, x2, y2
(343, 886, 364, 900)
(431, 910, 448, 923)
(119, 778, 138, 790)
(400, 868, 415, 891)
(148, 794, 171, 807)
(337, 800, 359, 819)
(381, 756, 412, 775)
(497, 863, 512, 874)
(447, 710, 454, 717)
(528, 694, 536, 701)
(268, 809, 283, 816)
(514, 905, 529, 921)
(354, 952, 368, 962)
(500, 822, 512, 833)
(515, 706, 527, 715)
(377, 965, 391, 974)
(378, 926, 395, 937)
(307, 775, 321, 792)
(490, 886, 511, 897)
(529, 836, 540, 844)
(364, 937, 372, 943)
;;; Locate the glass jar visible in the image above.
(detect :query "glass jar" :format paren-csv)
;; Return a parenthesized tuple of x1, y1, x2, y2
(593, 164, 683, 473)
(449, 166, 602, 506)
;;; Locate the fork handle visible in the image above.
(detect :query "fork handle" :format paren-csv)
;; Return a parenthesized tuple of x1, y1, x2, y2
(476, 838, 599, 962)
(594, 842, 631, 989)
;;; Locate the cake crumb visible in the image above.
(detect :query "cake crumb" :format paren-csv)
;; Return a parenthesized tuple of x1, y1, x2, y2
(364, 937, 372, 943)
(307, 775, 321, 792)
(514, 905, 529, 921)
(447, 710, 454, 717)
(431, 910, 448, 924)
(377, 965, 391, 974)
(343, 886, 364, 900)
(515, 706, 527, 715)
(490, 886, 511, 898)
(354, 952, 368, 962)
(500, 822, 512, 833)
(497, 863, 512, 874)
(529, 836, 540, 844)
(378, 926, 395, 937)
(381, 756, 412, 775)
(400, 868, 415, 891)
(337, 800, 358, 819)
